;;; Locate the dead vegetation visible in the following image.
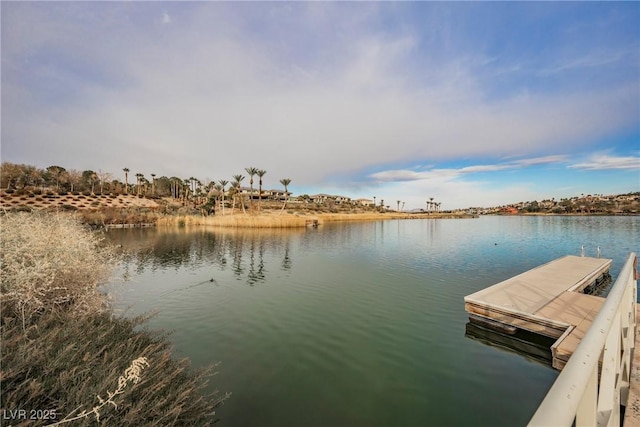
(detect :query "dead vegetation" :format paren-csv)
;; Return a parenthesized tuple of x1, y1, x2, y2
(1, 311, 228, 426)
(157, 211, 467, 228)
(0, 212, 229, 425)
(1, 212, 115, 326)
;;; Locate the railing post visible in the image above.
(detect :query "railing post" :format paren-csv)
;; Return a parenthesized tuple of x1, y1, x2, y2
(596, 311, 620, 426)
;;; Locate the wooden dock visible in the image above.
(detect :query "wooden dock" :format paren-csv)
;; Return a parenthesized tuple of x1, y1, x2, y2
(464, 255, 612, 369)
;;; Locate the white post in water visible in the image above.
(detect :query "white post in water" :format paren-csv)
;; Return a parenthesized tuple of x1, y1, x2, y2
(528, 252, 637, 427)
(581, 245, 585, 257)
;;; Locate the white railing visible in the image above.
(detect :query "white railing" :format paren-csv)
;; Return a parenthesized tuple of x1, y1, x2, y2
(529, 252, 637, 427)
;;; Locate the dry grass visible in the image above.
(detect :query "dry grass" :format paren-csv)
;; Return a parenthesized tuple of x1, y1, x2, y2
(76, 207, 162, 227)
(49, 356, 150, 425)
(1, 311, 229, 426)
(157, 212, 313, 228)
(157, 211, 469, 228)
(0, 212, 116, 327)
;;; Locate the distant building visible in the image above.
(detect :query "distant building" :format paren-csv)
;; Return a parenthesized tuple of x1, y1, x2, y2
(309, 194, 351, 205)
(355, 198, 374, 206)
(501, 206, 519, 215)
(235, 187, 289, 201)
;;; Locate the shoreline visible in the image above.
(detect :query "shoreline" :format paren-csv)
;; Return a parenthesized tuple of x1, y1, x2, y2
(155, 211, 476, 228)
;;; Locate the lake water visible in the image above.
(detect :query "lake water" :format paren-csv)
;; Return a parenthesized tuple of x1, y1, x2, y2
(104, 215, 639, 426)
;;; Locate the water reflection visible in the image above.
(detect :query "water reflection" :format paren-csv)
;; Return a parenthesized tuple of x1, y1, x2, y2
(464, 322, 555, 367)
(106, 226, 303, 286)
(101, 217, 638, 427)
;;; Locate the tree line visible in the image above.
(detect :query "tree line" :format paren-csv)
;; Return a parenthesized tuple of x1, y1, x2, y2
(1, 162, 292, 212)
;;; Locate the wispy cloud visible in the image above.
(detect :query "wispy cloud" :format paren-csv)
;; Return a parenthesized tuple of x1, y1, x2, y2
(570, 154, 640, 171)
(538, 49, 634, 76)
(162, 11, 171, 25)
(369, 155, 569, 183)
(512, 155, 569, 167)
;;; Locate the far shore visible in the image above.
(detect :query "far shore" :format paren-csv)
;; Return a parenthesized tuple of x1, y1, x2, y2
(0, 190, 477, 228)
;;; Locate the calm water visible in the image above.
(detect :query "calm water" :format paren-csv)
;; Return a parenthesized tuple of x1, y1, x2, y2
(104, 215, 639, 426)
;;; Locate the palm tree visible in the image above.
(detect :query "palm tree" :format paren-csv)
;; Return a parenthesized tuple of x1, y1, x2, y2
(213, 183, 223, 213)
(218, 179, 228, 215)
(279, 178, 291, 213)
(245, 167, 258, 211)
(182, 178, 192, 203)
(232, 174, 245, 214)
(136, 173, 144, 196)
(397, 200, 401, 212)
(86, 171, 98, 194)
(123, 168, 130, 194)
(256, 169, 266, 211)
(188, 177, 197, 196)
(191, 178, 202, 206)
(151, 173, 156, 195)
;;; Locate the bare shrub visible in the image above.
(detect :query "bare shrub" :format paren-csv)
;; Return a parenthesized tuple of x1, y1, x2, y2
(0, 212, 116, 326)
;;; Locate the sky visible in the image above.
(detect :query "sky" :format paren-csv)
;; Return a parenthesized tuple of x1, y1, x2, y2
(1, 2, 639, 210)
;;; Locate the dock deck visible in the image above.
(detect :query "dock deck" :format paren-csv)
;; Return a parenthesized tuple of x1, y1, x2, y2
(464, 255, 612, 369)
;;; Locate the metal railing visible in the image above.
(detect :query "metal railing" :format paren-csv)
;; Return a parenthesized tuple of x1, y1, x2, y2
(529, 252, 637, 427)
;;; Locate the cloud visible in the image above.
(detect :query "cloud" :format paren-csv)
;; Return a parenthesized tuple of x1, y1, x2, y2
(569, 154, 640, 170)
(1, 2, 638, 207)
(367, 170, 429, 182)
(369, 155, 569, 183)
(538, 48, 635, 76)
(511, 155, 569, 167)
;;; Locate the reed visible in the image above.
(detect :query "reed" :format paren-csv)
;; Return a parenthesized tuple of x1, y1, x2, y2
(156, 211, 466, 228)
(157, 212, 313, 228)
(1, 311, 229, 427)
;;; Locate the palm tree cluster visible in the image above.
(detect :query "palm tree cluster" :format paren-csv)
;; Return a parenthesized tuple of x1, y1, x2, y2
(426, 197, 441, 213)
(1, 162, 293, 215)
(212, 168, 291, 215)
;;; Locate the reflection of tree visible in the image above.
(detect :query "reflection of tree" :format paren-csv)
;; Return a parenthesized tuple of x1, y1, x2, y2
(106, 227, 298, 286)
(246, 239, 266, 286)
(282, 241, 292, 271)
(230, 237, 245, 279)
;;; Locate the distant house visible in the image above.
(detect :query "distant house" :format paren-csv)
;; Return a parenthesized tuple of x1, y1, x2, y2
(263, 189, 289, 201)
(501, 206, 519, 215)
(310, 194, 351, 205)
(310, 194, 331, 204)
(237, 186, 256, 197)
(234, 187, 290, 201)
(333, 195, 351, 204)
(355, 198, 374, 206)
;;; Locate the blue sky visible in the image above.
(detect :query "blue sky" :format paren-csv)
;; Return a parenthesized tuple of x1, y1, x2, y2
(1, 2, 638, 210)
